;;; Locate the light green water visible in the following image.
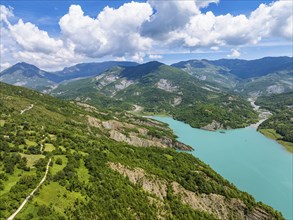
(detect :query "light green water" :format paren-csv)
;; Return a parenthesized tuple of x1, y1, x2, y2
(153, 116, 293, 219)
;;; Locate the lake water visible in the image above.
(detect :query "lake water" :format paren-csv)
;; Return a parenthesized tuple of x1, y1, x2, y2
(152, 116, 293, 219)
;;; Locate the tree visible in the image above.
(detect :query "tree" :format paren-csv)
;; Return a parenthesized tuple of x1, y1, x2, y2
(55, 158, 63, 165)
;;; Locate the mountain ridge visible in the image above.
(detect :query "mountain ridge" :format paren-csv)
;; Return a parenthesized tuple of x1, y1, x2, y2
(51, 62, 259, 130)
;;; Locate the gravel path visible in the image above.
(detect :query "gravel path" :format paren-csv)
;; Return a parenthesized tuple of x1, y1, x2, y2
(7, 158, 51, 220)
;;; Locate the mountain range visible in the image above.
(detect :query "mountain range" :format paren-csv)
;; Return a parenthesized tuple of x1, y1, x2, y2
(0, 61, 138, 91)
(172, 57, 293, 95)
(1, 57, 292, 96)
(50, 61, 258, 130)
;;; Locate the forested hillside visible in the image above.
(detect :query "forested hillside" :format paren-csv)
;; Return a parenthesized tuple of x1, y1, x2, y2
(51, 62, 258, 130)
(0, 82, 283, 219)
(256, 92, 293, 152)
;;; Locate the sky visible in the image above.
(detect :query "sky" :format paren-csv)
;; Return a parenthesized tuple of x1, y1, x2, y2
(0, 0, 292, 71)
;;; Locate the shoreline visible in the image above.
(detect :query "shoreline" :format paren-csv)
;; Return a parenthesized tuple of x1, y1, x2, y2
(248, 98, 293, 153)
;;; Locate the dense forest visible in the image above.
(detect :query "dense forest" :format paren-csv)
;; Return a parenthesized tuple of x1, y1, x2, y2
(0, 82, 283, 219)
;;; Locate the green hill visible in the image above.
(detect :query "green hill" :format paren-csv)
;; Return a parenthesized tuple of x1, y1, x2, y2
(51, 62, 258, 130)
(0, 82, 283, 219)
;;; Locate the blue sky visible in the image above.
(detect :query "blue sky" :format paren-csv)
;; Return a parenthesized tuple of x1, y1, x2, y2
(0, 0, 292, 70)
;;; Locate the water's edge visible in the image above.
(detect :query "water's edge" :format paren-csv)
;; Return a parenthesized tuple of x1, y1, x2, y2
(152, 116, 293, 219)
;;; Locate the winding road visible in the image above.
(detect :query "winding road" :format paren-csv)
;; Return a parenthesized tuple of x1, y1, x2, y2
(7, 158, 51, 220)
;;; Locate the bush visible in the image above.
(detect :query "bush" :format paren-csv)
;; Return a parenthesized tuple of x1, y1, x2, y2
(55, 158, 63, 165)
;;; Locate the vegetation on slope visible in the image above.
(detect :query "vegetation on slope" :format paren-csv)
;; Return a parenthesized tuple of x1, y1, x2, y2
(52, 62, 258, 130)
(256, 92, 293, 152)
(0, 82, 283, 219)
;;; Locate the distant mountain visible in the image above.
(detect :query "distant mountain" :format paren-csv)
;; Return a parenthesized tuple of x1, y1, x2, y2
(172, 59, 237, 89)
(0, 62, 56, 91)
(51, 61, 258, 129)
(172, 57, 293, 96)
(209, 57, 293, 79)
(0, 61, 138, 92)
(52, 61, 138, 82)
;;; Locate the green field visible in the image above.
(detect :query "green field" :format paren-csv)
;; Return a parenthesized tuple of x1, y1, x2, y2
(0, 168, 35, 196)
(77, 159, 90, 183)
(48, 134, 57, 141)
(20, 153, 45, 167)
(51, 155, 68, 175)
(18, 182, 84, 217)
(44, 143, 55, 152)
(25, 139, 38, 147)
(0, 119, 5, 127)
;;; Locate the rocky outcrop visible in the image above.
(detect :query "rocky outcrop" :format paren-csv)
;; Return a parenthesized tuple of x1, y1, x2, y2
(201, 120, 224, 131)
(109, 163, 276, 220)
(115, 79, 134, 91)
(172, 97, 182, 106)
(87, 116, 192, 150)
(109, 130, 168, 148)
(156, 79, 178, 92)
(109, 162, 168, 200)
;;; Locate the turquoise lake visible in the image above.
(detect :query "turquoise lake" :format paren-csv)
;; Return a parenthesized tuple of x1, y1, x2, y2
(152, 116, 293, 219)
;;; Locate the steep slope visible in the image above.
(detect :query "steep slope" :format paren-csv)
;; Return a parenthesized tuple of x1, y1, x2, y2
(256, 92, 293, 152)
(51, 62, 258, 130)
(0, 62, 57, 91)
(0, 82, 283, 219)
(172, 57, 293, 96)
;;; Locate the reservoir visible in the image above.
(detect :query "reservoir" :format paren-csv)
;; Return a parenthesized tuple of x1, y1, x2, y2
(152, 116, 293, 219)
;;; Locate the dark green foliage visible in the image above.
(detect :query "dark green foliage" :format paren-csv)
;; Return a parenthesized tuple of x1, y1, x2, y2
(55, 158, 62, 165)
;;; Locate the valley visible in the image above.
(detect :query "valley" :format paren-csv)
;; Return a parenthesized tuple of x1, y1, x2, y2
(0, 82, 284, 219)
(0, 57, 292, 219)
(1, 0, 292, 218)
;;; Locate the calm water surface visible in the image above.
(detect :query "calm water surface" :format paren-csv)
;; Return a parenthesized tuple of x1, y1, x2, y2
(152, 116, 293, 219)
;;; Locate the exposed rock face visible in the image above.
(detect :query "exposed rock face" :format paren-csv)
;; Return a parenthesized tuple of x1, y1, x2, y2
(201, 120, 224, 131)
(156, 79, 178, 92)
(87, 116, 192, 150)
(96, 75, 119, 89)
(115, 79, 134, 91)
(109, 163, 167, 200)
(109, 130, 168, 148)
(172, 97, 182, 106)
(266, 85, 285, 94)
(109, 163, 276, 220)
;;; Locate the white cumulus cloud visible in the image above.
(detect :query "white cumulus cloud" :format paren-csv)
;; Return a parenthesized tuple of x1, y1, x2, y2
(0, 0, 292, 70)
(148, 54, 163, 59)
(59, 3, 153, 58)
(228, 49, 241, 58)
